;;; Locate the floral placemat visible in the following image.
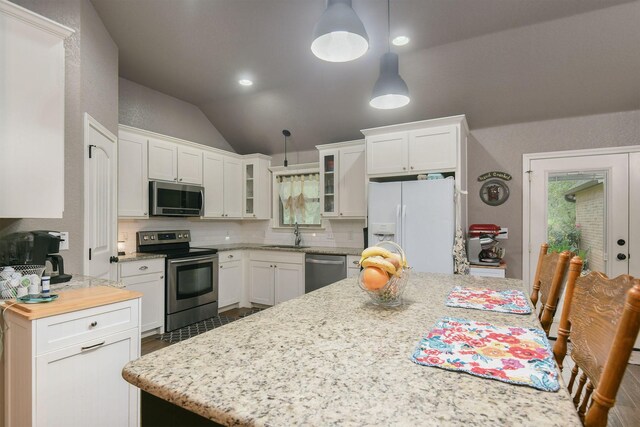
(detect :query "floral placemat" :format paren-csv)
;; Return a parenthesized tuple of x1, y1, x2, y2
(410, 317, 559, 392)
(445, 286, 532, 314)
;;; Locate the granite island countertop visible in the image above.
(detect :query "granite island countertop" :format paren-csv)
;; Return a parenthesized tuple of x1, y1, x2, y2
(123, 273, 581, 426)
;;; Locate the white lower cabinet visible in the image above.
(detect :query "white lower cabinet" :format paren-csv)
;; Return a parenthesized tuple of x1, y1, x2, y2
(3, 298, 141, 427)
(219, 251, 243, 309)
(249, 251, 304, 306)
(119, 258, 165, 335)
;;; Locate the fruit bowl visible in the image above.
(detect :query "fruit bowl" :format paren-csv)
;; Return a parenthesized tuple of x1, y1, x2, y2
(358, 241, 410, 307)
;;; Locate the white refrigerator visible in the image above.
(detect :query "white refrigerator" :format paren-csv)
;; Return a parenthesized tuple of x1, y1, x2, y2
(368, 179, 455, 274)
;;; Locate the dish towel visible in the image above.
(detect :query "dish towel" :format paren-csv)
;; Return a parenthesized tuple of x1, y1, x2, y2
(411, 317, 559, 392)
(445, 286, 532, 314)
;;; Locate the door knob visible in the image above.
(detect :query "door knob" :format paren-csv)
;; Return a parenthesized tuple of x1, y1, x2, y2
(617, 239, 626, 246)
(109, 256, 119, 263)
(617, 253, 627, 260)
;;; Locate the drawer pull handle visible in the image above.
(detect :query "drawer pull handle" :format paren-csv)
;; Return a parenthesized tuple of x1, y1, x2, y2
(90, 321, 98, 327)
(228, 255, 234, 259)
(139, 265, 148, 270)
(352, 260, 359, 265)
(81, 341, 105, 351)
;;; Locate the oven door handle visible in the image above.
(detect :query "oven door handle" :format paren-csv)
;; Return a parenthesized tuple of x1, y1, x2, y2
(168, 256, 217, 265)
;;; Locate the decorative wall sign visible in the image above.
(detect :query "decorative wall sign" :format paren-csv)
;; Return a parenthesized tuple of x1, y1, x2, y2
(480, 179, 510, 206)
(477, 171, 512, 182)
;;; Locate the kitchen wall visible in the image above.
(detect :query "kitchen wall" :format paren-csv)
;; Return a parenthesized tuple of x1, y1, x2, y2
(467, 109, 640, 280)
(0, 0, 119, 276)
(119, 78, 235, 152)
(118, 218, 364, 254)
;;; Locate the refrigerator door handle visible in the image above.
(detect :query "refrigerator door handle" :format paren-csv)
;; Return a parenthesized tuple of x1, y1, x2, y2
(402, 204, 407, 248)
(396, 204, 402, 246)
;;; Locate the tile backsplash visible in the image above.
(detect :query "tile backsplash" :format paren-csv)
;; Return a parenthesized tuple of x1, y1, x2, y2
(118, 218, 365, 253)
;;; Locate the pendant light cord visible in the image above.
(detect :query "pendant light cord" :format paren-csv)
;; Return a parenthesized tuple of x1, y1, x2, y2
(387, 0, 390, 52)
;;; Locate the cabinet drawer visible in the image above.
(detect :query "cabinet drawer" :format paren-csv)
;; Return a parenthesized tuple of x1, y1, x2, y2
(219, 250, 243, 262)
(119, 259, 164, 278)
(36, 299, 140, 355)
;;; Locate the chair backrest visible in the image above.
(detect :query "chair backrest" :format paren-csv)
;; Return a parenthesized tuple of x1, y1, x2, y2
(530, 243, 572, 334)
(553, 256, 640, 427)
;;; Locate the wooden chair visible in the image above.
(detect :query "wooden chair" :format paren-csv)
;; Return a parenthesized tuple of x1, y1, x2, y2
(530, 243, 572, 335)
(553, 256, 640, 427)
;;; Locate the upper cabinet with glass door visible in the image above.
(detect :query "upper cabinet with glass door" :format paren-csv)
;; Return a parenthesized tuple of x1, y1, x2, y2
(243, 155, 272, 219)
(317, 140, 366, 218)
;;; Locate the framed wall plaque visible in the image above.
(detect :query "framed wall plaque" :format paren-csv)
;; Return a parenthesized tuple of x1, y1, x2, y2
(479, 179, 510, 206)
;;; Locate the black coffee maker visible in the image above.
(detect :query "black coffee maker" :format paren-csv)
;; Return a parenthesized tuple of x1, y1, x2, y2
(0, 231, 72, 283)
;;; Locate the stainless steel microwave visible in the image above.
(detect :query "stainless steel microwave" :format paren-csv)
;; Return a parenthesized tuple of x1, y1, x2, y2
(149, 181, 204, 217)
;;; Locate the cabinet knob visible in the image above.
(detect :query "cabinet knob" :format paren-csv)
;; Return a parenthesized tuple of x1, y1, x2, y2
(139, 265, 148, 271)
(220, 265, 223, 269)
(160, 276, 164, 279)
(340, 213, 343, 216)
(274, 265, 277, 268)
(402, 167, 406, 170)
(90, 321, 97, 328)
(144, 212, 148, 216)
(179, 178, 183, 182)
(228, 255, 234, 259)
(352, 260, 359, 265)
(617, 253, 627, 260)
(410, 166, 414, 170)
(253, 214, 256, 217)
(174, 177, 178, 181)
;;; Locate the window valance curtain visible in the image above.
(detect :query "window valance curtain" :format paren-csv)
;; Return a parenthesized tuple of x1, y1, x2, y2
(278, 173, 320, 225)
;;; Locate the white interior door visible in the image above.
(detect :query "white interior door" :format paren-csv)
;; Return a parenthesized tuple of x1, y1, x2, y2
(84, 114, 117, 280)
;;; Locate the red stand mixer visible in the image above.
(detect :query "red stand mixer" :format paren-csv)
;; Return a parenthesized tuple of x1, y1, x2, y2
(467, 224, 505, 266)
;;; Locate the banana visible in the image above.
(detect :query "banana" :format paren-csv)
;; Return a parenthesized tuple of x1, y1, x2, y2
(361, 256, 397, 276)
(359, 246, 395, 264)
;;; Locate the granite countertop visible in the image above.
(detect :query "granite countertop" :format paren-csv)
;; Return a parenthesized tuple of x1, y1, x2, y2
(194, 243, 363, 256)
(51, 274, 124, 292)
(123, 273, 581, 426)
(117, 252, 167, 263)
(118, 245, 362, 263)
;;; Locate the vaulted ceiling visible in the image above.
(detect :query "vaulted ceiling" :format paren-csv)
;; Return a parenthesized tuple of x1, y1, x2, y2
(91, 0, 640, 155)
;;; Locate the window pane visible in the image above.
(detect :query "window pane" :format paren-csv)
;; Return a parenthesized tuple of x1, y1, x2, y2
(278, 173, 321, 227)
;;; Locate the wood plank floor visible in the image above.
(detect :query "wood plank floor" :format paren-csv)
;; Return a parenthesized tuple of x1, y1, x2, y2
(141, 311, 640, 426)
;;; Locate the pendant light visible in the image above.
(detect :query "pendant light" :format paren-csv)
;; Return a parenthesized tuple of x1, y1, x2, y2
(282, 129, 291, 167)
(369, 0, 410, 109)
(311, 0, 369, 62)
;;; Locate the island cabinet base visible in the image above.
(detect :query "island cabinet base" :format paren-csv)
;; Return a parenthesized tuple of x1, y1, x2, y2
(142, 392, 221, 426)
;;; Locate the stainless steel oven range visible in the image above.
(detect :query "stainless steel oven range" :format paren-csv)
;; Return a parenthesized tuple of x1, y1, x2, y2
(137, 230, 218, 332)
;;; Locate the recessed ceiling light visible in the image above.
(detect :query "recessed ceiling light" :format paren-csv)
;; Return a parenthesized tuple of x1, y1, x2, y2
(392, 35, 410, 46)
(238, 79, 253, 86)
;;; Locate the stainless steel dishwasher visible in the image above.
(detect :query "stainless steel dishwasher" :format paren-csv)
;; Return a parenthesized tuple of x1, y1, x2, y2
(305, 254, 347, 293)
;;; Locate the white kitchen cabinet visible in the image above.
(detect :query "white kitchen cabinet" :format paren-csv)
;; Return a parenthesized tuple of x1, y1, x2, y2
(203, 151, 243, 218)
(243, 155, 272, 219)
(249, 260, 275, 305)
(362, 116, 467, 177)
(317, 140, 366, 218)
(347, 255, 361, 278)
(3, 298, 141, 427)
(148, 138, 203, 185)
(365, 132, 408, 176)
(0, 2, 73, 218)
(148, 138, 178, 182)
(274, 262, 304, 304)
(119, 258, 165, 335)
(118, 130, 149, 218)
(249, 251, 305, 306)
(177, 145, 203, 184)
(219, 250, 243, 309)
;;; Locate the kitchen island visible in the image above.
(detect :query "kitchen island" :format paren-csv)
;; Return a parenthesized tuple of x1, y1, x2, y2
(123, 273, 581, 426)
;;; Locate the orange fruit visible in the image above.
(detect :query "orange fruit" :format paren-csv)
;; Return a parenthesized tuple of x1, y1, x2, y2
(362, 266, 389, 291)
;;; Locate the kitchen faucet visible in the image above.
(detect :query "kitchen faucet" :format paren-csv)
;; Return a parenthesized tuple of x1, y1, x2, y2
(294, 222, 302, 247)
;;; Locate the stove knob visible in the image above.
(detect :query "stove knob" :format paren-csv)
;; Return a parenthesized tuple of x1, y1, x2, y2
(143, 236, 149, 241)
(150, 236, 155, 240)
(184, 233, 189, 239)
(178, 234, 182, 239)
